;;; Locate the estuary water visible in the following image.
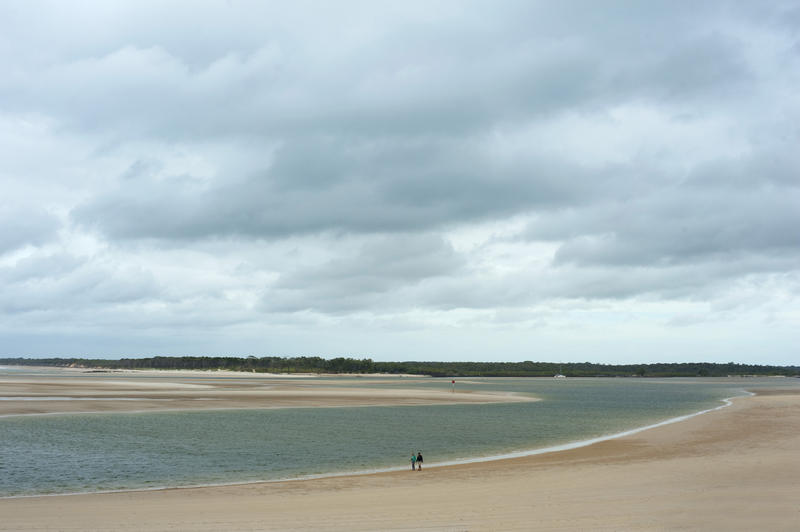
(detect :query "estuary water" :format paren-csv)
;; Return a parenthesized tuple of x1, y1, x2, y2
(0, 373, 791, 497)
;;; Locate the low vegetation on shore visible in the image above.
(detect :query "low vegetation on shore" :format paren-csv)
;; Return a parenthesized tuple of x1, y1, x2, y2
(2, 357, 799, 378)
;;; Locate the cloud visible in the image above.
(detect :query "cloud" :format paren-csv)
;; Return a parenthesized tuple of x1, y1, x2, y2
(0, 251, 160, 314)
(0, 207, 60, 255)
(73, 134, 599, 240)
(264, 233, 464, 313)
(1, 1, 799, 362)
(526, 156, 800, 273)
(0, 3, 759, 141)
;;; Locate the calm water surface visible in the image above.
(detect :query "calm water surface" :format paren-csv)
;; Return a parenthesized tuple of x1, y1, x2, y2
(0, 374, 795, 497)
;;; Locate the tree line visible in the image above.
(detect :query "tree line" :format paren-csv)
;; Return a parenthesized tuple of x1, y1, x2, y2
(1, 356, 798, 377)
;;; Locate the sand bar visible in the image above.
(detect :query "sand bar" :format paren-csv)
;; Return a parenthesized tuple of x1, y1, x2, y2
(1, 389, 799, 530)
(0, 370, 533, 416)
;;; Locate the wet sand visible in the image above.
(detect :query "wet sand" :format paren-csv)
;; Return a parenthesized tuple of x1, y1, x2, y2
(0, 370, 532, 416)
(1, 388, 798, 530)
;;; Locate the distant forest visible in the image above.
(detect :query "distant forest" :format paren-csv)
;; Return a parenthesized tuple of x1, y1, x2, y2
(2, 356, 799, 378)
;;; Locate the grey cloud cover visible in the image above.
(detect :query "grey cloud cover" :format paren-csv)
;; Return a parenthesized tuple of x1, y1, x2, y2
(1, 1, 798, 363)
(0, 207, 60, 254)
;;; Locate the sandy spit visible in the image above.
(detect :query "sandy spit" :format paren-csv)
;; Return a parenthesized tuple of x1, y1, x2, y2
(0, 372, 533, 416)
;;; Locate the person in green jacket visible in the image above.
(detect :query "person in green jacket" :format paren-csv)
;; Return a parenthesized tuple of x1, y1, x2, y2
(411, 453, 416, 471)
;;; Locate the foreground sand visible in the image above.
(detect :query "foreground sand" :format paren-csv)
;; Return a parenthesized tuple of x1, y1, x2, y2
(2, 390, 799, 531)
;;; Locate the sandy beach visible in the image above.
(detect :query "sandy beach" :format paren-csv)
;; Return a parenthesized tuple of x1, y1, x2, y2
(0, 370, 532, 416)
(1, 387, 798, 531)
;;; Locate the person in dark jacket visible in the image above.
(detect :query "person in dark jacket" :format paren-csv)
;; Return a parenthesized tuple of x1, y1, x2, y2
(416, 451, 423, 471)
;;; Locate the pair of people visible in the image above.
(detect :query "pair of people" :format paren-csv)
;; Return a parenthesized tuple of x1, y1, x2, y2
(410, 451, 423, 471)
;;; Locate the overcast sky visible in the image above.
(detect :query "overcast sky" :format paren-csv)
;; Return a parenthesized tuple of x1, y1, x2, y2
(1, 1, 798, 364)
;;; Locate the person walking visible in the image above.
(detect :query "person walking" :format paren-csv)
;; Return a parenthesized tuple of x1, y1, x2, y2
(416, 451, 423, 471)
(411, 452, 416, 471)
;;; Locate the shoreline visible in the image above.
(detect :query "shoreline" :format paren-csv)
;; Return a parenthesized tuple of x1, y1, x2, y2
(0, 392, 749, 500)
(2, 389, 799, 530)
(0, 391, 536, 420)
(0, 370, 532, 417)
(0, 365, 428, 378)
